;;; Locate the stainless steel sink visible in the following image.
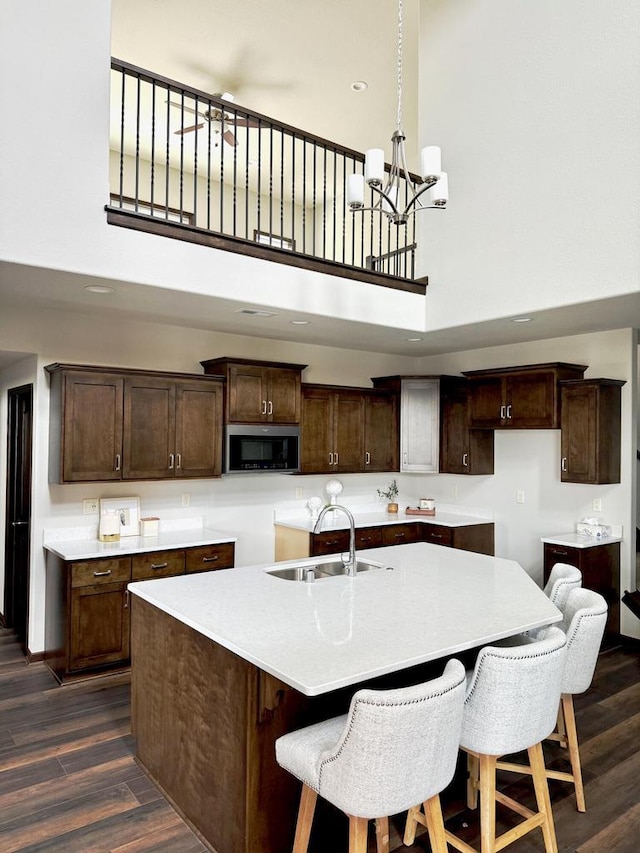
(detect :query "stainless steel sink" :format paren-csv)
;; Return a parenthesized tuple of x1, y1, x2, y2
(266, 558, 383, 581)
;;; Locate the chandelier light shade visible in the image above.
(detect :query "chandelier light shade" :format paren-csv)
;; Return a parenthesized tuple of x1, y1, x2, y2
(348, 0, 448, 226)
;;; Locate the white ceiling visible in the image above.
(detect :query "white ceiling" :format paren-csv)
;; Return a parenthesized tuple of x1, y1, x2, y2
(1, 1, 638, 362)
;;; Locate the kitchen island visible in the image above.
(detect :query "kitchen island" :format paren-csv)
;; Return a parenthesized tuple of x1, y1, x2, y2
(128, 543, 560, 853)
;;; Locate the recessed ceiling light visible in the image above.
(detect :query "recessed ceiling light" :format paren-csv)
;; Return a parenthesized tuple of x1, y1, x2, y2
(511, 316, 533, 323)
(84, 285, 115, 294)
(350, 80, 368, 93)
(406, 337, 423, 342)
(290, 320, 310, 325)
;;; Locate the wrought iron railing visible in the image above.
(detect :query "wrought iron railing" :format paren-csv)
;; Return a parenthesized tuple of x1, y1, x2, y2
(108, 59, 425, 292)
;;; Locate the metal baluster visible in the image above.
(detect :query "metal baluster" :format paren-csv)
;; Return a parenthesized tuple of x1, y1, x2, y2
(256, 118, 262, 238)
(192, 94, 198, 225)
(206, 95, 212, 230)
(164, 86, 171, 221)
(312, 142, 317, 257)
(150, 80, 156, 217)
(268, 124, 274, 242)
(291, 132, 296, 250)
(332, 148, 337, 263)
(118, 68, 125, 205)
(232, 107, 238, 236)
(279, 129, 285, 244)
(322, 147, 327, 258)
(245, 109, 250, 239)
(220, 96, 225, 234)
(134, 73, 141, 211)
(301, 136, 307, 254)
(178, 89, 185, 219)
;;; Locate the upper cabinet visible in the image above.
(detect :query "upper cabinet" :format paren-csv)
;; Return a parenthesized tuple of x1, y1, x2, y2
(439, 376, 494, 475)
(559, 379, 625, 484)
(200, 357, 306, 424)
(372, 376, 439, 473)
(46, 365, 223, 483)
(462, 363, 587, 429)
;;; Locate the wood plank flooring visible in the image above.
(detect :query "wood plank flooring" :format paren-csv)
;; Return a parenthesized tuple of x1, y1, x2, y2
(0, 627, 639, 852)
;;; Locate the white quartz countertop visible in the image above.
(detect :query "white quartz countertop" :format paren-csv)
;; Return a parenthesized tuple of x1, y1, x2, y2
(128, 542, 560, 697)
(43, 527, 237, 561)
(541, 532, 622, 549)
(275, 509, 493, 533)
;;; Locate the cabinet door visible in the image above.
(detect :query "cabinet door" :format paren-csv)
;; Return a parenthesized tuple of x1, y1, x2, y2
(268, 369, 301, 424)
(440, 381, 494, 475)
(421, 525, 453, 547)
(70, 581, 130, 671)
(364, 394, 398, 472)
(506, 373, 556, 428)
(381, 523, 421, 547)
(334, 393, 365, 473)
(468, 378, 504, 429)
(401, 379, 440, 472)
(311, 530, 350, 556)
(123, 377, 176, 479)
(560, 381, 622, 485)
(132, 550, 185, 581)
(355, 526, 384, 550)
(175, 381, 223, 478)
(301, 389, 334, 473)
(228, 365, 268, 423)
(61, 372, 124, 481)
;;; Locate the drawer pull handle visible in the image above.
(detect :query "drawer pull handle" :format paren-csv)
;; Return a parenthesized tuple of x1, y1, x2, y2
(262, 400, 267, 415)
(506, 404, 512, 419)
(334, 451, 339, 465)
(360, 537, 372, 542)
(462, 453, 469, 467)
(552, 549, 568, 556)
(93, 570, 112, 577)
(114, 454, 121, 471)
(176, 453, 181, 469)
(500, 405, 506, 419)
(394, 533, 405, 539)
(151, 562, 168, 570)
(365, 451, 371, 465)
(329, 452, 334, 465)
(202, 555, 219, 563)
(169, 453, 174, 469)
(268, 400, 273, 415)
(561, 456, 568, 472)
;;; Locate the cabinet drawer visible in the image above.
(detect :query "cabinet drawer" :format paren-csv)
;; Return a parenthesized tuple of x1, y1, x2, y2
(71, 558, 131, 588)
(132, 549, 185, 581)
(311, 530, 350, 556)
(355, 527, 384, 550)
(186, 543, 235, 573)
(422, 525, 453, 547)
(381, 524, 420, 547)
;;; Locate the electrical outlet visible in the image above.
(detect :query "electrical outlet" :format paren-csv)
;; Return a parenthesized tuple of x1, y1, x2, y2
(83, 498, 99, 515)
(295, 487, 303, 499)
(592, 497, 602, 512)
(516, 490, 525, 504)
(181, 492, 191, 507)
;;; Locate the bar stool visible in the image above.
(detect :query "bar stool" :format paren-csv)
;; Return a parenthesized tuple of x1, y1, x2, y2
(543, 563, 582, 610)
(275, 659, 466, 853)
(405, 626, 567, 853)
(498, 588, 607, 812)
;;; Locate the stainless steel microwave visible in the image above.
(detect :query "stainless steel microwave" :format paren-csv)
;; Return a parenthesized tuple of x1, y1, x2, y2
(224, 424, 300, 473)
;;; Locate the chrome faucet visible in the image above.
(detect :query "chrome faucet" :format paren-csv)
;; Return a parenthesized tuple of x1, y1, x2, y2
(313, 503, 357, 577)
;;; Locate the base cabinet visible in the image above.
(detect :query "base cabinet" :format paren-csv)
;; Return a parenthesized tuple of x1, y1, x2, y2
(275, 521, 494, 562)
(45, 543, 235, 682)
(543, 541, 619, 636)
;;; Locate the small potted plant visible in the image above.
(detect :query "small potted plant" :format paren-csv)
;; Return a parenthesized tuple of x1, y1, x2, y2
(377, 479, 399, 514)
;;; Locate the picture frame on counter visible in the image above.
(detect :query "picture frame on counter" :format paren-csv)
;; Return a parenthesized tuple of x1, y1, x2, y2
(99, 496, 141, 537)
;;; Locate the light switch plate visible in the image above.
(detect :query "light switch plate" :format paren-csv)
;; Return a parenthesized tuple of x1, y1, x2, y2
(516, 490, 525, 504)
(592, 497, 602, 512)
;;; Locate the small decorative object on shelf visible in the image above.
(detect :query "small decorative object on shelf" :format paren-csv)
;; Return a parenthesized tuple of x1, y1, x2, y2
(377, 479, 399, 514)
(325, 478, 344, 505)
(307, 496, 323, 520)
(406, 506, 436, 517)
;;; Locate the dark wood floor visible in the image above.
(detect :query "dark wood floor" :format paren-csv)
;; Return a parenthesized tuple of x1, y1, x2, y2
(1, 628, 639, 853)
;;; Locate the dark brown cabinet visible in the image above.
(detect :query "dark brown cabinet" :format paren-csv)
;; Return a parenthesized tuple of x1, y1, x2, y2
(300, 385, 365, 474)
(439, 377, 494, 475)
(463, 363, 587, 429)
(45, 542, 235, 681)
(300, 385, 398, 474)
(381, 523, 421, 547)
(200, 357, 307, 424)
(543, 541, 620, 636)
(123, 376, 223, 479)
(46, 364, 224, 483)
(559, 379, 625, 484)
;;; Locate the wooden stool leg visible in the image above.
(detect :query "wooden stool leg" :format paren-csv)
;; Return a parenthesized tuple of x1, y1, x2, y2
(403, 806, 420, 846)
(423, 794, 448, 853)
(556, 700, 568, 748)
(375, 816, 389, 853)
(478, 754, 497, 853)
(348, 815, 369, 853)
(467, 752, 480, 809)
(292, 784, 317, 853)
(529, 742, 558, 853)
(561, 693, 586, 812)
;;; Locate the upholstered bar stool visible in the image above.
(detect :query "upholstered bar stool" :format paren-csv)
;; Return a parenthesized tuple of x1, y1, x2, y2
(498, 588, 607, 813)
(543, 563, 582, 610)
(405, 626, 567, 853)
(275, 659, 466, 853)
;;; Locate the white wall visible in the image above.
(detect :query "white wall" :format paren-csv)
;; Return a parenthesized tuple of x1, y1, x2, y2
(417, 0, 640, 324)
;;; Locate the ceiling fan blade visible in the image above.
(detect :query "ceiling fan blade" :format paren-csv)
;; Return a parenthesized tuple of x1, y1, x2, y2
(234, 118, 262, 129)
(174, 123, 205, 136)
(167, 100, 204, 118)
(222, 128, 238, 147)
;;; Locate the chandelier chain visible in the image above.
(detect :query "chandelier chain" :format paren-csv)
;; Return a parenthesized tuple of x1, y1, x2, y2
(396, 0, 403, 134)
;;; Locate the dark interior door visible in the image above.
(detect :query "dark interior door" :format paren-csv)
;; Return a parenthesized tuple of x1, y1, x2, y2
(4, 384, 33, 645)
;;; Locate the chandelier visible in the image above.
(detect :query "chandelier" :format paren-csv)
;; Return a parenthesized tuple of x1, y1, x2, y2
(347, 0, 448, 226)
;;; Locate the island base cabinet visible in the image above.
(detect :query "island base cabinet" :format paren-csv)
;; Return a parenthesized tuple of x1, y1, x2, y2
(131, 597, 321, 853)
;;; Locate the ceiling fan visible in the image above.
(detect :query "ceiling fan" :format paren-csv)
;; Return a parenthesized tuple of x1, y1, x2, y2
(168, 93, 260, 147)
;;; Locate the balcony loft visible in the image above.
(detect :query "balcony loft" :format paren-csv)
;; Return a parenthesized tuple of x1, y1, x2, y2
(107, 59, 428, 296)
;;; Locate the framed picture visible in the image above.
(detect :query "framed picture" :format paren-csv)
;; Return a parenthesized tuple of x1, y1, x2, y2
(99, 496, 141, 537)
(253, 230, 295, 251)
